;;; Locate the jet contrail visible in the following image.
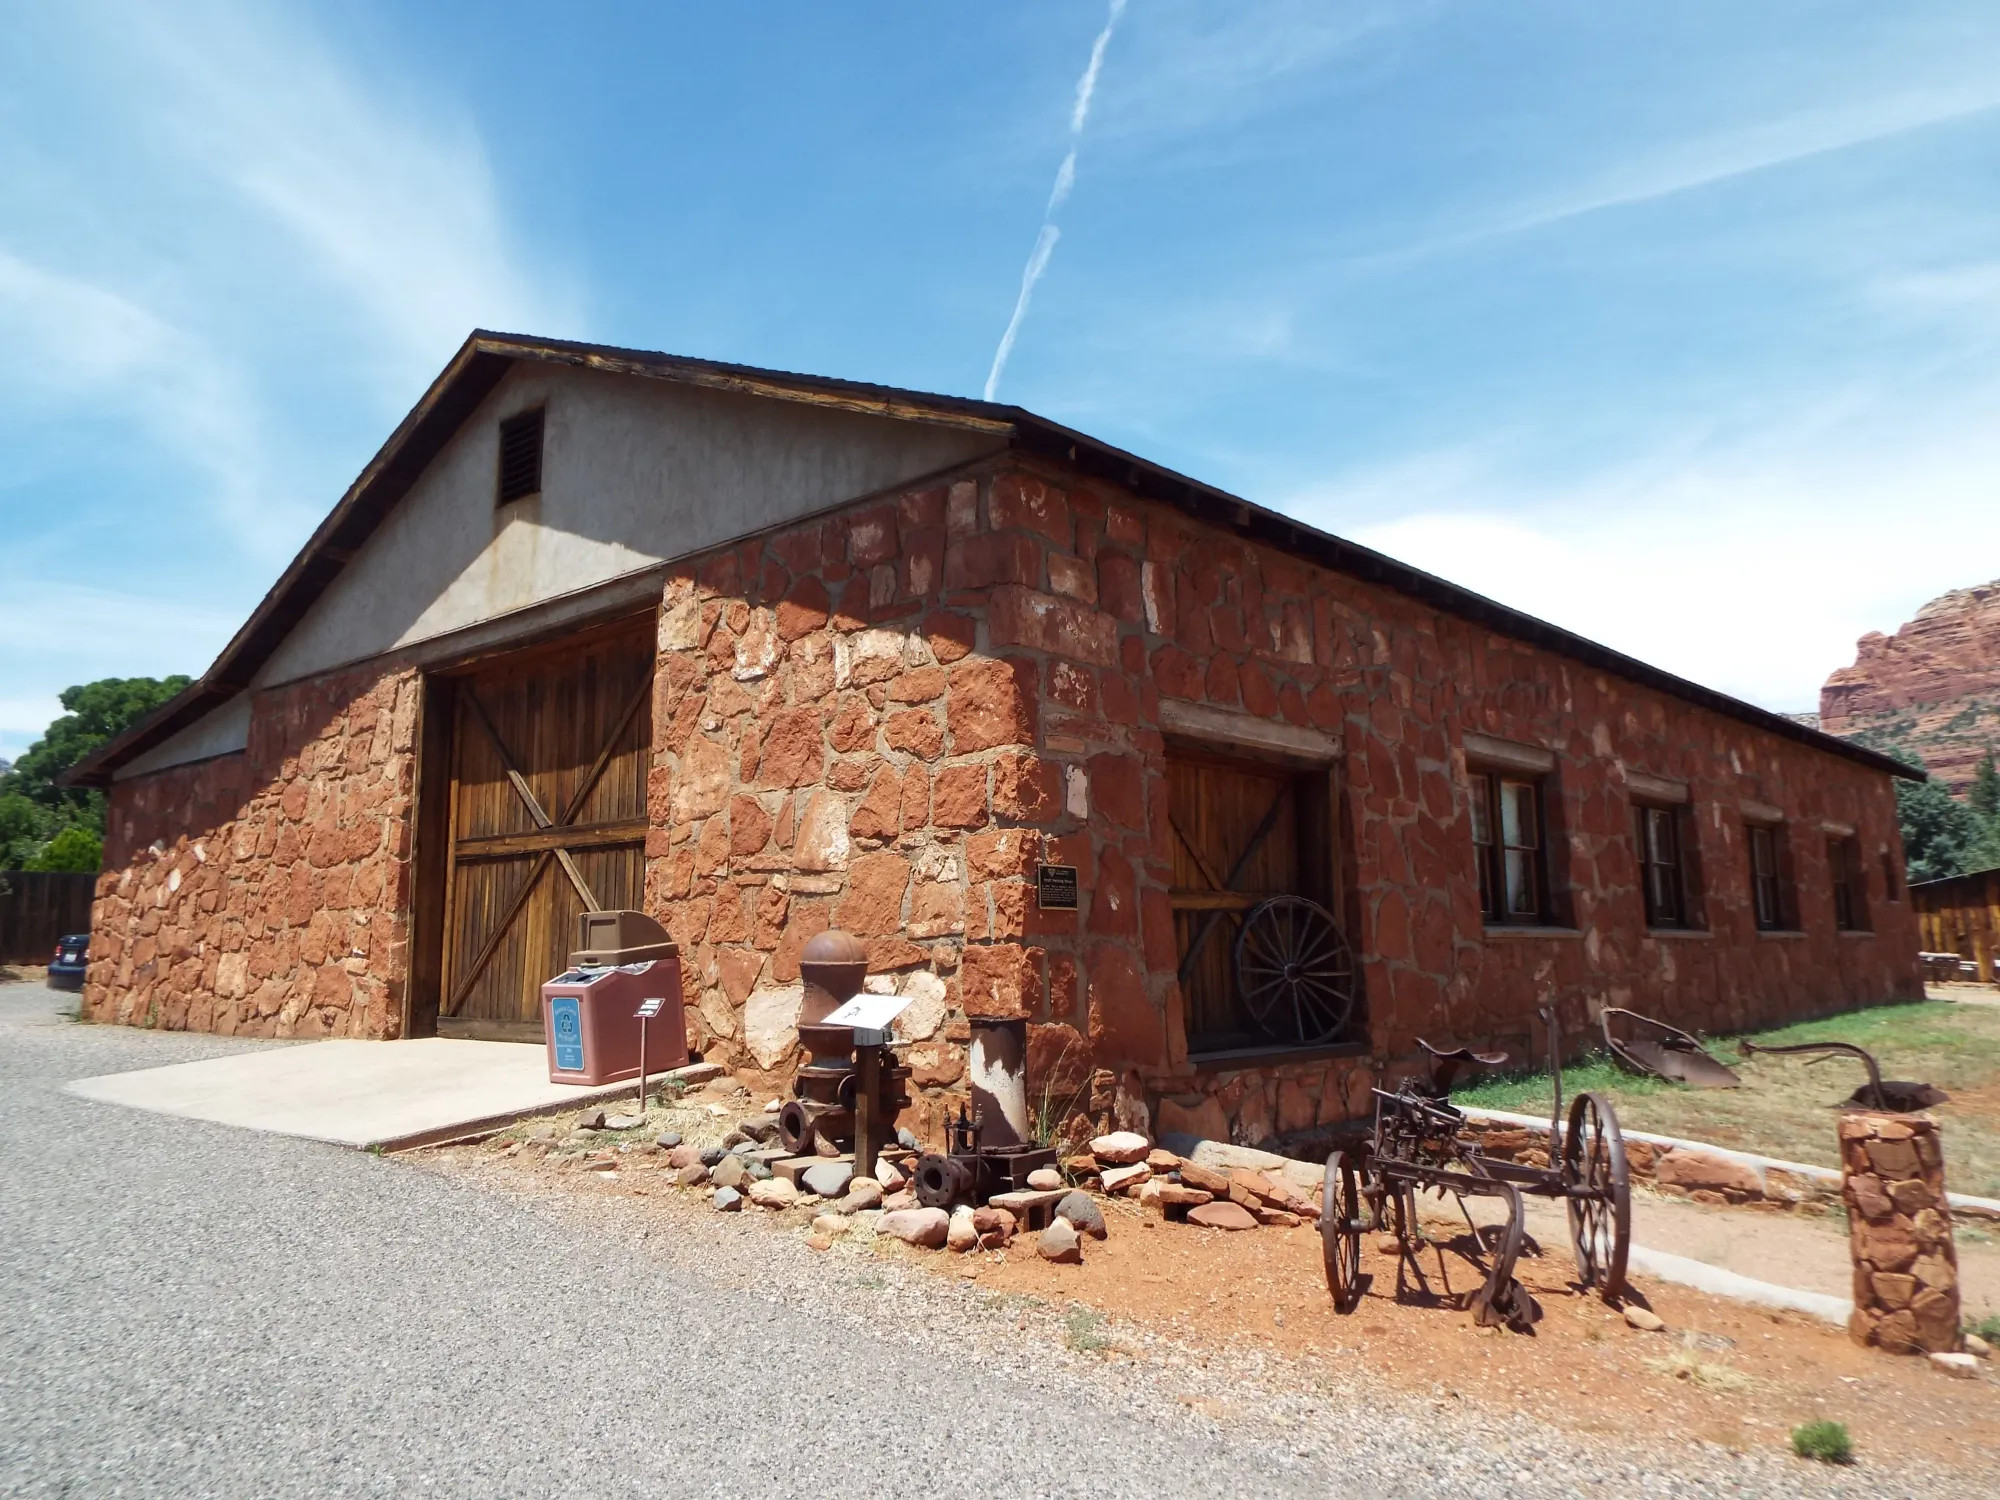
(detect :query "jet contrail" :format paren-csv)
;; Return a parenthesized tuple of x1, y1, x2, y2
(983, 0, 1126, 402)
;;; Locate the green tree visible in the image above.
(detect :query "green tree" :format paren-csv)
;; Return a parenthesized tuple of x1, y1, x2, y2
(0, 676, 189, 837)
(0, 792, 52, 870)
(26, 825, 102, 873)
(1972, 752, 2000, 820)
(1895, 773, 1979, 883)
(0, 676, 188, 868)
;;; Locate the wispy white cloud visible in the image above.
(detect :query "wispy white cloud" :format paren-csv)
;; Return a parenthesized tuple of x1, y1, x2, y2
(0, 0, 569, 742)
(984, 0, 1126, 401)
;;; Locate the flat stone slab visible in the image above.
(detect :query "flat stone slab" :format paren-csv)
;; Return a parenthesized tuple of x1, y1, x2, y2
(65, 1037, 652, 1151)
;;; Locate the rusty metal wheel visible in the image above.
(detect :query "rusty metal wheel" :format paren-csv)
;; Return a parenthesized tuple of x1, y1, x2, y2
(1320, 1150, 1364, 1312)
(1233, 896, 1357, 1046)
(1562, 1091, 1632, 1299)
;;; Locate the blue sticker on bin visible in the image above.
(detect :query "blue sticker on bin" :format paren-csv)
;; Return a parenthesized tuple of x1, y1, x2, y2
(550, 996, 584, 1072)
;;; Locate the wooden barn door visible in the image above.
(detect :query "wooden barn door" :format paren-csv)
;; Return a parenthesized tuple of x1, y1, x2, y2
(434, 622, 654, 1041)
(1167, 747, 1339, 1055)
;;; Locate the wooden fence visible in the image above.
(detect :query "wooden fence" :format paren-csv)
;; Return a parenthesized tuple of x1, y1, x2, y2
(1911, 866, 2000, 983)
(0, 872, 95, 964)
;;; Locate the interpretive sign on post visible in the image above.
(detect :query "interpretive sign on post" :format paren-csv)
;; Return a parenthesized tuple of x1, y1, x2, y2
(634, 996, 666, 1114)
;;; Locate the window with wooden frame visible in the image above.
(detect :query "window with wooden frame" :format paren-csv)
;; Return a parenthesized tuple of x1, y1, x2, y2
(1747, 822, 1790, 931)
(1470, 771, 1549, 924)
(1829, 835, 1868, 931)
(496, 407, 545, 505)
(1634, 803, 1690, 928)
(1166, 744, 1356, 1058)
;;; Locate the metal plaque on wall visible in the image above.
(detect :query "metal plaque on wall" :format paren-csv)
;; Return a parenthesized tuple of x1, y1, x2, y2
(1037, 864, 1079, 911)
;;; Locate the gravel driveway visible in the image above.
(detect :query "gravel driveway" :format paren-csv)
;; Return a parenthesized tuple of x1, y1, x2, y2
(0, 984, 1902, 1498)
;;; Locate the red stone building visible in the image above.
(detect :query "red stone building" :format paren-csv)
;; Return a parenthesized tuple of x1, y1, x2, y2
(73, 334, 1924, 1147)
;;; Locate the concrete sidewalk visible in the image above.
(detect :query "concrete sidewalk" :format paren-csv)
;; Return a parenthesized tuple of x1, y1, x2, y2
(66, 1036, 661, 1150)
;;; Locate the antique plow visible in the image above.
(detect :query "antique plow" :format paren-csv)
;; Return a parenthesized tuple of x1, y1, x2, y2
(1737, 1039, 1948, 1113)
(1601, 1006, 1741, 1089)
(1320, 1007, 1632, 1329)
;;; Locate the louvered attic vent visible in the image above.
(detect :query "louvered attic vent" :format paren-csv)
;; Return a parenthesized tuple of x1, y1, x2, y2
(496, 407, 544, 505)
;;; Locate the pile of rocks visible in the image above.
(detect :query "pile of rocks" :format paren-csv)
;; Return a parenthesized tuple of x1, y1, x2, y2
(1064, 1131, 1321, 1231)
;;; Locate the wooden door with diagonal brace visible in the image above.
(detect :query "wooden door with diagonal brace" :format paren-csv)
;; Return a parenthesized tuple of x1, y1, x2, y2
(1167, 746, 1339, 1054)
(435, 624, 654, 1040)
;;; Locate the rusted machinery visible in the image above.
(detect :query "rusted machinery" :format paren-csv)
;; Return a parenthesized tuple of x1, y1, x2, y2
(912, 1015, 1056, 1209)
(1320, 1006, 1632, 1330)
(1738, 1038, 1948, 1113)
(1601, 1006, 1741, 1088)
(776, 931, 910, 1157)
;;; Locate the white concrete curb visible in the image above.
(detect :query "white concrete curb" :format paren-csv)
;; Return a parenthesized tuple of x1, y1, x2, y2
(1626, 1244, 1852, 1327)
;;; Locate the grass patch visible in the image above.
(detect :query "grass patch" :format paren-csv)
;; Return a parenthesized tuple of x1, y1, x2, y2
(1450, 1000, 2000, 1195)
(1967, 1313, 2000, 1344)
(1064, 1305, 1114, 1354)
(1790, 1419, 1855, 1464)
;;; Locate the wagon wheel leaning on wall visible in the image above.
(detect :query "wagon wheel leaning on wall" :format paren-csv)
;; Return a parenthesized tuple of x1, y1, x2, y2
(1560, 1091, 1631, 1300)
(1231, 895, 1357, 1046)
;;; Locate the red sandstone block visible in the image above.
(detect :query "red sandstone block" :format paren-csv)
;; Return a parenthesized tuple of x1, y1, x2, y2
(845, 504, 900, 568)
(947, 657, 1038, 752)
(932, 763, 990, 829)
(961, 942, 1042, 1018)
(884, 708, 944, 760)
(1105, 505, 1144, 547)
(887, 666, 948, 705)
(1151, 643, 1200, 701)
(987, 880, 1076, 940)
(1085, 942, 1163, 1066)
(776, 577, 831, 640)
(1087, 847, 1139, 937)
(944, 532, 1043, 592)
(966, 827, 1042, 879)
(923, 609, 976, 664)
(987, 586, 1121, 668)
(904, 528, 945, 600)
(992, 748, 1061, 822)
(990, 472, 1071, 547)
(900, 764, 930, 830)
(1088, 751, 1146, 831)
(849, 767, 903, 841)
(901, 486, 947, 529)
(827, 695, 875, 754)
(1048, 552, 1098, 604)
(835, 851, 911, 937)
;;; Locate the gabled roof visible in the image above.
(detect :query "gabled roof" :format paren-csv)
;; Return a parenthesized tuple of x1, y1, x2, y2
(70, 330, 1921, 786)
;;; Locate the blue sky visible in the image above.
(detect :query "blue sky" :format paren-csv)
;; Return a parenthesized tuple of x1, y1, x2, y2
(5, 1, 2000, 760)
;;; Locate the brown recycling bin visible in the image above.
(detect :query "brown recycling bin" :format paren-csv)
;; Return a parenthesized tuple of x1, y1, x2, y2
(540, 911, 686, 1086)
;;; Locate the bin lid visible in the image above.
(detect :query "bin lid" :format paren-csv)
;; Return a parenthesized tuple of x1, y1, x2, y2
(569, 909, 678, 968)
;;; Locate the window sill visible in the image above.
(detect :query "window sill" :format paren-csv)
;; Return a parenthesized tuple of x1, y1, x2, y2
(1187, 1039, 1371, 1071)
(1482, 925, 1583, 939)
(1838, 929, 1875, 939)
(1645, 927, 1713, 940)
(1757, 929, 1808, 940)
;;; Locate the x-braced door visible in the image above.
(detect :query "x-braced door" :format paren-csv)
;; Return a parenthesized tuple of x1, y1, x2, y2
(436, 626, 654, 1040)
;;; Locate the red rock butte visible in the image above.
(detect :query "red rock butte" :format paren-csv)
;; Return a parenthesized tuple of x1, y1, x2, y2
(1820, 579, 2000, 796)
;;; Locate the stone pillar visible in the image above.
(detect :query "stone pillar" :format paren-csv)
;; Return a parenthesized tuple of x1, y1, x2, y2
(1840, 1112, 1961, 1354)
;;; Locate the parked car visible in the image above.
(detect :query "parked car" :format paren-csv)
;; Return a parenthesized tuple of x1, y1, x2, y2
(47, 933, 87, 990)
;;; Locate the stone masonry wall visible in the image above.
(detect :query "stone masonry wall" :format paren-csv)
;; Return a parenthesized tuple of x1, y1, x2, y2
(646, 451, 1922, 1149)
(87, 667, 418, 1038)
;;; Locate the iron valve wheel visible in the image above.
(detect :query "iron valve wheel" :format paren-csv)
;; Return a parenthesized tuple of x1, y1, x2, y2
(1232, 896, 1357, 1046)
(1560, 1091, 1632, 1299)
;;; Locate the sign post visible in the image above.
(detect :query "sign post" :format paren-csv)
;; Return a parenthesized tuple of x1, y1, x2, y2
(635, 996, 665, 1118)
